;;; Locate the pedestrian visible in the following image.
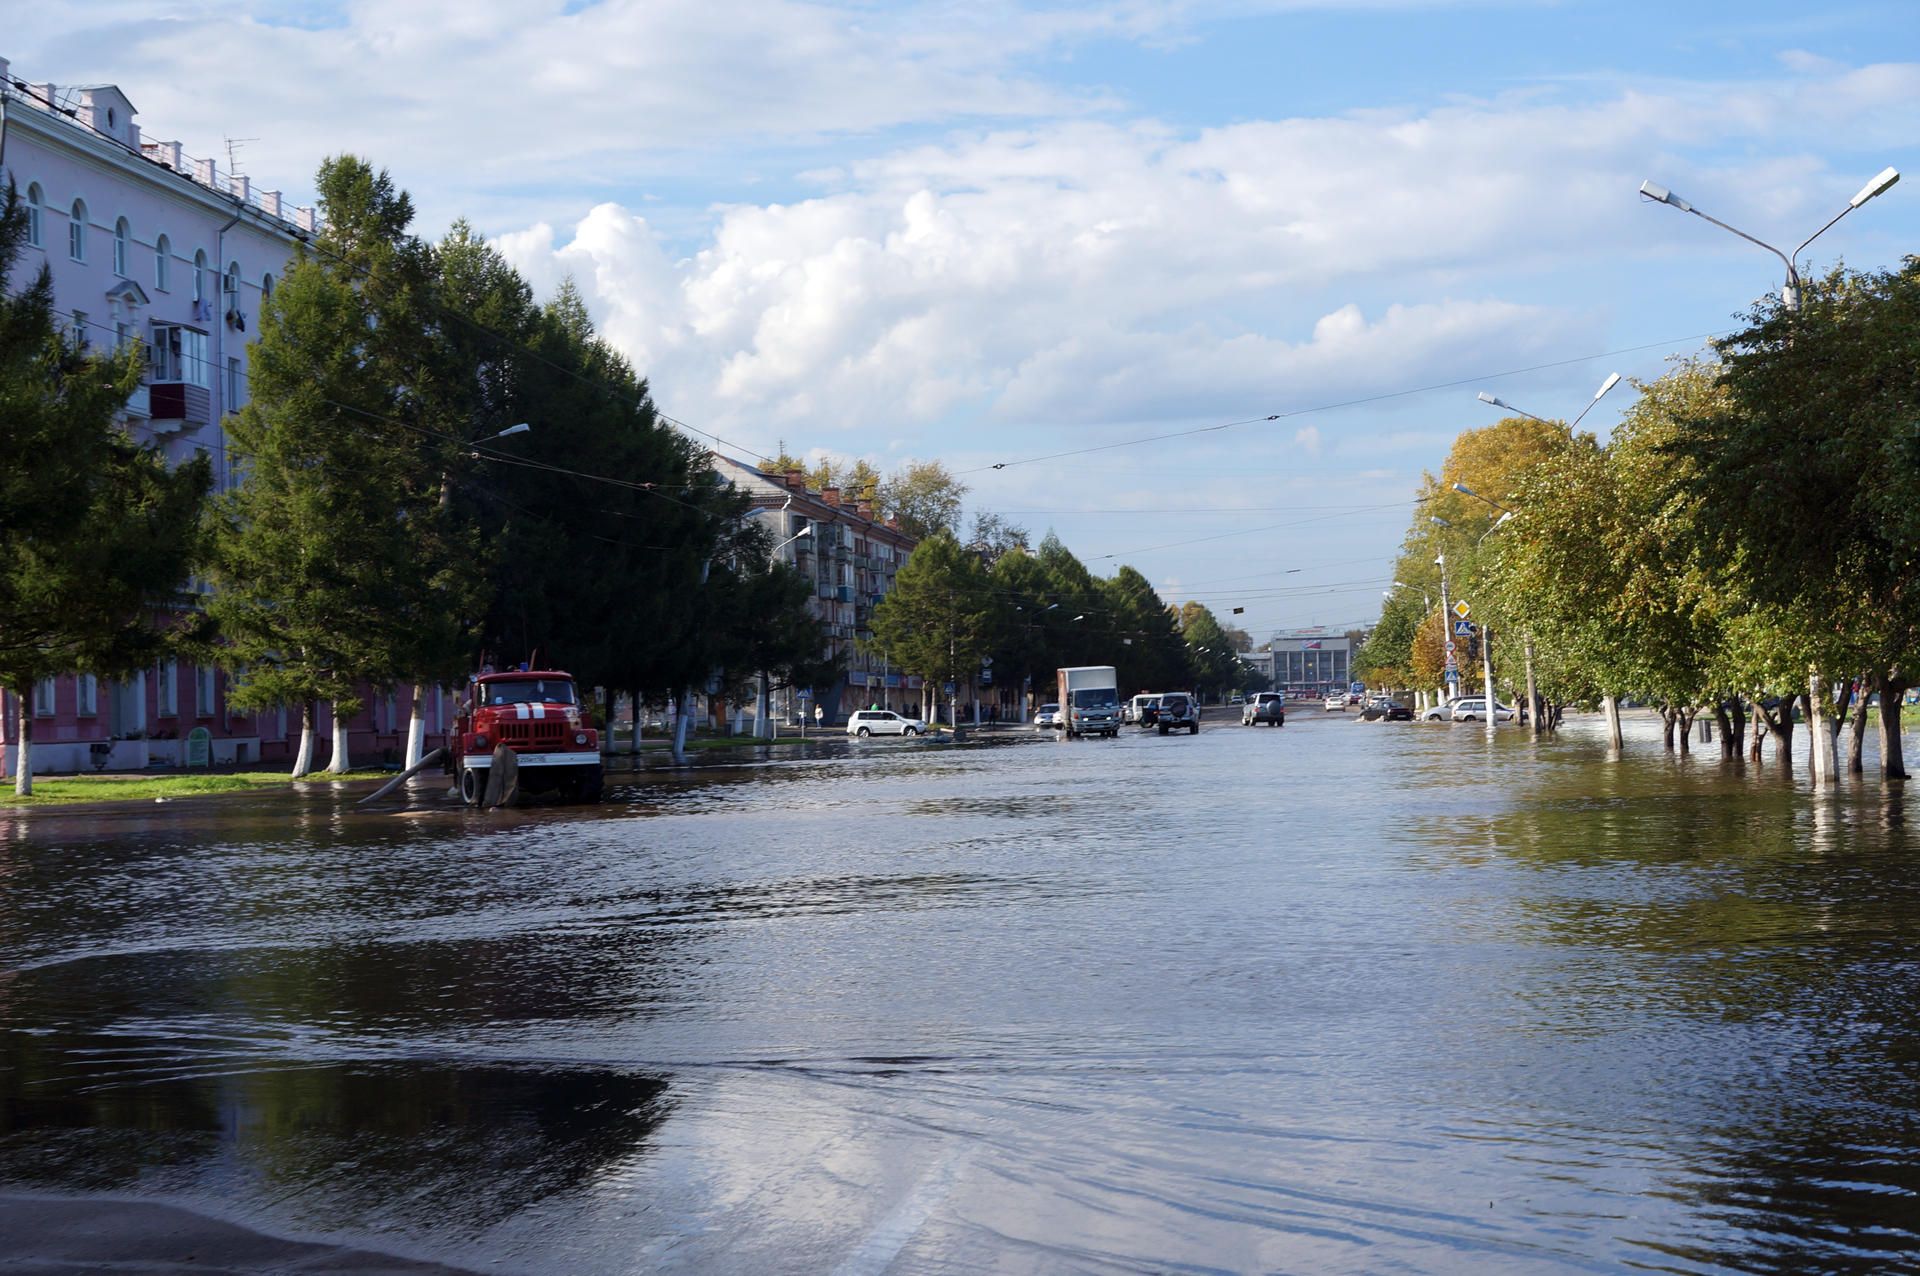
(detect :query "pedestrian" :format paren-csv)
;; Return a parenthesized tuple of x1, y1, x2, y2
(814, 703, 824, 731)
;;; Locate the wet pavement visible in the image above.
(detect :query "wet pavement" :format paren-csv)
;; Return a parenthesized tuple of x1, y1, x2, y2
(4, 713, 1920, 1274)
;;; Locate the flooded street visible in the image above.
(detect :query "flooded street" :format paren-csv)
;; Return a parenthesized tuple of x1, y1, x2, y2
(5, 714, 1920, 1275)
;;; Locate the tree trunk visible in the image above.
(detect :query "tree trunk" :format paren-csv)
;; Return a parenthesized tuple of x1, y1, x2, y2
(1524, 634, 1540, 740)
(670, 687, 692, 765)
(14, 688, 32, 797)
(1805, 683, 1836, 786)
(1601, 695, 1624, 750)
(1881, 672, 1911, 780)
(1848, 675, 1873, 776)
(327, 701, 352, 774)
(292, 700, 315, 778)
(1727, 698, 1747, 759)
(405, 682, 427, 770)
(1676, 707, 1695, 755)
(1661, 706, 1678, 751)
(1750, 703, 1769, 763)
(1712, 702, 1735, 759)
(758, 673, 772, 740)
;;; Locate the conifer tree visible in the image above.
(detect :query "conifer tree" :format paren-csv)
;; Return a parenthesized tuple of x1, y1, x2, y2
(0, 183, 212, 793)
(211, 157, 480, 775)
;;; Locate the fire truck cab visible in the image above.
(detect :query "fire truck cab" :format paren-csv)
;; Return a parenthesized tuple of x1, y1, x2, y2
(449, 670, 604, 805)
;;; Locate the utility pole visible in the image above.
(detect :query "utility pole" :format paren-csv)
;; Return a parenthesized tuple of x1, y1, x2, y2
(1481, 623, 1496, 738)
(1435, 552, 1453, 705)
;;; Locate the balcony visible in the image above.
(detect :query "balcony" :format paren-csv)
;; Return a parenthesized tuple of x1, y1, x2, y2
(834, 546, 851, 562)
(836, 586, 854, 603)
(148, 382, 210, 429)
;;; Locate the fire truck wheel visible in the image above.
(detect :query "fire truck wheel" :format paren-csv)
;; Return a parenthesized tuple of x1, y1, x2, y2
(459, 767, 484, 806)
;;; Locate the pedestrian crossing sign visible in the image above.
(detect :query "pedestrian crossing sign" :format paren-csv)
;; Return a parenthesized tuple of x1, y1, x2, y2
(1453, 619, 1473, 637)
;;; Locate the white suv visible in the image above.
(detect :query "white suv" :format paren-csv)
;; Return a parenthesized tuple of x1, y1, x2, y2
(1241, 692, 1286, 726)
(846, 710, 927, 737)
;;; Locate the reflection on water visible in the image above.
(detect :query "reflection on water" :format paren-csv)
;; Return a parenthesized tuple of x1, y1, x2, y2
(3, 718, 1920, 1273)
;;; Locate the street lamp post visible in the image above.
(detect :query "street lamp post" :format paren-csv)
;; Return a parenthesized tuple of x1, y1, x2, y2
(1638, 168, 1899, 311)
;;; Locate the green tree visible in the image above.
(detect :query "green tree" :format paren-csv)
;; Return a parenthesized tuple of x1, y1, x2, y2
(211, 156, 474, 775)
(0, 183, 212, 793)
(1667, 263, 1920, 779)
(1104, 566, 1190, 695)
(878, 460, 967, 539)
(868, 532, 1003, 733)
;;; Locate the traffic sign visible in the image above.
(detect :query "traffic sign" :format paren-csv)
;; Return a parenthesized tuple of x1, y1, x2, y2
(1444, 641, 1456, 652)
(1453, 619, 1473, 637)
(1452, 600, 1471, 618)
(1443, 669, 1461, 682)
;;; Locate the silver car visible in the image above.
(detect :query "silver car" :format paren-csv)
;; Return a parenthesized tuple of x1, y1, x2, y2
(1420, 697, 1516, 722)
(846, 710, 927, 737)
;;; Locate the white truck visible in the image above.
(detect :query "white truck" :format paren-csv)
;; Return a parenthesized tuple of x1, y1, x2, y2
(1056, 666, 1121, 739)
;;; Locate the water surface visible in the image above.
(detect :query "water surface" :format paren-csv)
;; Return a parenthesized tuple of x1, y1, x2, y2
(4, 714, 1918, 1274)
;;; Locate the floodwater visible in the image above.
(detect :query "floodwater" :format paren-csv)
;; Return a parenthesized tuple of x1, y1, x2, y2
(5, 712, 1920, 1275)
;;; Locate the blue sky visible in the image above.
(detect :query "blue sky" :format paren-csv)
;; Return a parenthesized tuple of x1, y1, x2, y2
(14, 0, 1920, 636)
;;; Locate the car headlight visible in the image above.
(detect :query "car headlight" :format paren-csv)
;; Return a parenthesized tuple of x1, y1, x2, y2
(574, 732, 587, 745)
(474, 734, 488, 748)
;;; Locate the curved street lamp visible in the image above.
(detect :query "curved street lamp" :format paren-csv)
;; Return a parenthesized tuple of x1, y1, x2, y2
(1638, 167, 1900, 310)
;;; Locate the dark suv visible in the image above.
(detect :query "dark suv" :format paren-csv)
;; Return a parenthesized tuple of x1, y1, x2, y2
(1156, 693, 1200, 735)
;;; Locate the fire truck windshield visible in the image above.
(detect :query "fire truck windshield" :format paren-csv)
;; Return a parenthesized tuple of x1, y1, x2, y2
(481, 680, 577, 706)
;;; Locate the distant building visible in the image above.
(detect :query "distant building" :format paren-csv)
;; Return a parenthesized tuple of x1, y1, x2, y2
(711, 456, 921, 726)
(1268, 628, 1351, 692)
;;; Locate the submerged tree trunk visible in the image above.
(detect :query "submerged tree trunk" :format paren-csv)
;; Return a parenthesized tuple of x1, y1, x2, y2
(670, 687, 693, 765)
(1805, 682, 1836, 787)
(405, 682, 428, 770)
(1524, 635, 1540, 740)
(292, 700, 315, 778)
(1660, 705, 1678, 751)
(1676, 706, 1698, 755)
(1882, 672, 1911, 781)
(1712, 702, 1735, 759)
(1727, 698, 1747, 759)
(1848, 675, 1872, 776)
(14, 688, 32, 797)
(327, 701, 352, 774)
(1601, 695, 1625, 750)
(1750, 705, 1769, 762)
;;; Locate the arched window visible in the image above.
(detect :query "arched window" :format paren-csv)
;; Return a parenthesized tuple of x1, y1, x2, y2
(193, 250, 207, 304)
(155, 235, 171, 291)
(261, 272, 273, 302)
(225, 261, 240, 297)
(69, 199, 87, 261)
(25, 184, 42, 248)
(113, 218, 130, 276)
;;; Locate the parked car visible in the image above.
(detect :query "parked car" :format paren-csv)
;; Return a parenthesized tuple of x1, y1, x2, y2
(1324, 693, 1347, 711)
(1242, 692, 1287, 727)
(1421, 697, 1516, 722)
(1156, 693, 1200, 735)
(846, 710, 927, 737)
(1034, 704, 1063, 728)
(1367, 698, 1414, 721)
(1124, 694, 1162, 724)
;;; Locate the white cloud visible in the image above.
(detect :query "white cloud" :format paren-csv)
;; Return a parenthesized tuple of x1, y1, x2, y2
(1292, 426, 1322, 456)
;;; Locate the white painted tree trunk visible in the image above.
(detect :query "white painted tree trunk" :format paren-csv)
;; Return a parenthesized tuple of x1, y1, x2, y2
(1807, 671, 1837, 786)
(15, 692, 32, 796)
(292, 701, 315, 778)
(1602, 695, 1625, 750)
(327, 702, 351, 773)
(405, 683, 427, 770)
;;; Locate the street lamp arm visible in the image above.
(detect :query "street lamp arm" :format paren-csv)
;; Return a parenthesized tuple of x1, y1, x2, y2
(1640, 180, 1797, 294)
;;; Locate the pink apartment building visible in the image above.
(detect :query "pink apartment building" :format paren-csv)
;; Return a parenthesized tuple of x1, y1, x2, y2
(0, 58, 456, 773)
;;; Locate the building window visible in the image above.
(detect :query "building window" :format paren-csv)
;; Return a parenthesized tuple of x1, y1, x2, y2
(193, 249, 207, 305)
(32, 678, 55, 717)
(72, 311, 89, 350)
(228, 357, 243, 410)
(195, 665, 214, 716)
(150, 325, 209, 386)
(225, 260, 240, 298)
(261, 272, 273, 302)
(76, 675, 97, 717)
(159, 660, 177, 717)
(25, 184, 43, 247)
(113, 218, 130, 276)
(69, 199, 87, 261)
(155, 234, 170, 291)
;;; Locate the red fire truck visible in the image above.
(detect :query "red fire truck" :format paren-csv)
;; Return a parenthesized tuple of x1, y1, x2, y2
(448, 669, 604, 805)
